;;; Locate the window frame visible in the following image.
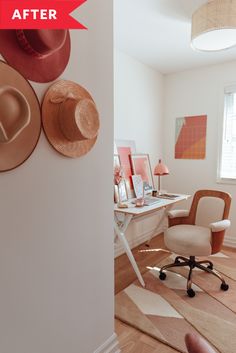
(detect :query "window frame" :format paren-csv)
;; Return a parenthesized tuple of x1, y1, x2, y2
(217, 84, 236, 185)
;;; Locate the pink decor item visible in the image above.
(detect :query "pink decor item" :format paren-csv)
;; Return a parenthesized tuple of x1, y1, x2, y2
(154, 159, 169, 191)
(114, 165, 123, 185)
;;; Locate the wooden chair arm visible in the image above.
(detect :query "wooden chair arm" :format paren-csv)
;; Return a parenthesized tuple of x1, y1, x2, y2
(168, 209, 189, 218)
(210, 219, 230, 254)
(211, 230, 225, 254)
(168, 209, 191, 227)
(168, 216, 192, 227)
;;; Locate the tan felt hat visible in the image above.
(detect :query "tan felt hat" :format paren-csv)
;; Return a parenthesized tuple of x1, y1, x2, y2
(0, 29, 70, 83)
(42, 80, 100, 158)
(0, 60, 41, 172)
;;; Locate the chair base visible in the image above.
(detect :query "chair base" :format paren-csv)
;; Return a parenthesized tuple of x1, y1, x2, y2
(159, 255, 229, 297)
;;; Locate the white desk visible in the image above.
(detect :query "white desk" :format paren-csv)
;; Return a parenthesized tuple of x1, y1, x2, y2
(114, 194, 190, 287)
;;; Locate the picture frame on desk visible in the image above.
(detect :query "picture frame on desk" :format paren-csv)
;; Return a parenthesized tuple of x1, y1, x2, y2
(113, 154, 128, 203)
(114, 185, 119, 203)
(131, 153, 154, 194)
(131, 174, 144, 198)
(115, 139, 136, 198)
(114, 154, 120, 168)
(114, 154, 120, 203)
(118, 179, 128, 202)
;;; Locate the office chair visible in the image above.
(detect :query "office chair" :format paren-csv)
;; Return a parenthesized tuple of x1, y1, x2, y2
(159, 190, 231, 297)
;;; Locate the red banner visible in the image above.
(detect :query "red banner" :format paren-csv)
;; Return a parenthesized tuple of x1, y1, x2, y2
(0, 0, 87, 29)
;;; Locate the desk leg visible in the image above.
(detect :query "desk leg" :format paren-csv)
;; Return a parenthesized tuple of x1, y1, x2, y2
(114, 214, 145, 287)
(146, 204, 174, 246)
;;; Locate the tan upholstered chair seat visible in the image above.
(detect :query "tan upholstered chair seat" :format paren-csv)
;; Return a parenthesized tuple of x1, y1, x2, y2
(160, 190, 231, 297)
(164, 224, 212, 257)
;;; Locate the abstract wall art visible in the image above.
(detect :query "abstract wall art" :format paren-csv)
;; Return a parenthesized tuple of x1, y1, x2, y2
(175, 115, 207, 159)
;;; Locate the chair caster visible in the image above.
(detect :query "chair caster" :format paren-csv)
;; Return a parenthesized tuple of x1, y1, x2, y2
(187, 288, 195, 298)
(221, 283, 229, 291)
(207, 264, 213, 270)
(159, 272, 166, 280)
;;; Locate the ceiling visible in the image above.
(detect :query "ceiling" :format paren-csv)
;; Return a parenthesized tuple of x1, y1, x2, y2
(114, 0, 236, 74)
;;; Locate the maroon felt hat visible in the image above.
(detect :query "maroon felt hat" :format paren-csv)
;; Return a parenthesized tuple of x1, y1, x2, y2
(0, 29, 71, 83)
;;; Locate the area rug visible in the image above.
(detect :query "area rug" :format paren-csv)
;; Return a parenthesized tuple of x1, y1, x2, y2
(115, 250, 236, 353)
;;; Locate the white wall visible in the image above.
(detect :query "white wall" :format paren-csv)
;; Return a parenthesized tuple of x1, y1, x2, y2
(164, 60, 236, 246)
(0, 1, 115, 353)
(114, 50, 165, 255)
(114, 50, 164, 170)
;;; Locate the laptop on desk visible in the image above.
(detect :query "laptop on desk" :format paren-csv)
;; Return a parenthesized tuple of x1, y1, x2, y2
(132, 196, 161, 206)
(131, 175, 161, 206)
(143, 196, 161, 206)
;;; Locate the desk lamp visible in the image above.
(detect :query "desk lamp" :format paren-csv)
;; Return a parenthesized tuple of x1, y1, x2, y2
(154, 159, 169, 193)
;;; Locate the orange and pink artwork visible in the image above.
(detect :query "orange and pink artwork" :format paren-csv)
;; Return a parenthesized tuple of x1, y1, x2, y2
(175, 115, 207, 159)
(130, 154, 154, 193)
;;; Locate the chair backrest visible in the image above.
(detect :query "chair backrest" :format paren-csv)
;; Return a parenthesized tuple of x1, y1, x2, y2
(195, 197, 225, 227)
(188, 190, 231, 226)
(167, 190, 232, 254)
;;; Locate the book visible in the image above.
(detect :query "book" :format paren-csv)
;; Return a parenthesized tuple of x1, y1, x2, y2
(157, 193, 179, 200)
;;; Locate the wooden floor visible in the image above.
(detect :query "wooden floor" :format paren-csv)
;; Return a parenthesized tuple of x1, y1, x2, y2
(115, 234, 169, 295)
(115, 318, 178, 353)
(115, 234, 179, 352)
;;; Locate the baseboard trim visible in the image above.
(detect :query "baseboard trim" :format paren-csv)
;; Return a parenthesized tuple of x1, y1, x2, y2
(93, 333, 120, 353)
(224, 236, 236, 249)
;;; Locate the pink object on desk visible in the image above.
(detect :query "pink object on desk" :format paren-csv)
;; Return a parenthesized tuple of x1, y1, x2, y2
(135, 198, 145, 207)
(114, 165, 123, 185)
(154, 159, 169, 191)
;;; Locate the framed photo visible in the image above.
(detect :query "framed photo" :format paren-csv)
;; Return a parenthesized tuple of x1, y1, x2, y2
(114, 139, 136, 154)
(118, 179, 128, 202)
(114, 139, 136, 198)
(131, 154, 154, 194)
(114, 154, 121, 168)
(114, 154, 121, 203)
(114, 185, 119, 203)
(113, 154, 128, 203)
(131, 175, 144, 198)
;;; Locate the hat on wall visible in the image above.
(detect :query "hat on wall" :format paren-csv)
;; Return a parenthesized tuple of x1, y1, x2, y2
(0, 29, 70, 83)
(42, 80, 100, 158)
(0, 60, 41, 172)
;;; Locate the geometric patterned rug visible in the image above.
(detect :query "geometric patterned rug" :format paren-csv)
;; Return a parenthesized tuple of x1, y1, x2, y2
(115, 249, 236, 353)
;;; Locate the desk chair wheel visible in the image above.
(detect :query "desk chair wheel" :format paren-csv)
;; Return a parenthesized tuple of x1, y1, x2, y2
(187, 288, 195, 298)
(159, 272, 166, 280)
(221, 283, 229, 291)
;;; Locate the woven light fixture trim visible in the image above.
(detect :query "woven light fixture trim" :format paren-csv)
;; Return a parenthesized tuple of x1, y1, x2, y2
(191, 0, 236, 51)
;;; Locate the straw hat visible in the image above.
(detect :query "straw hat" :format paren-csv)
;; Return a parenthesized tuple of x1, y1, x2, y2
(42, 80, 100, 158)
(0, 30, 70, 83)
(0, 60, 41, 172)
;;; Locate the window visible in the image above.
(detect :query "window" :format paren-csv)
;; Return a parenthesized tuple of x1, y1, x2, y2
(219, 86, 236, 181)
